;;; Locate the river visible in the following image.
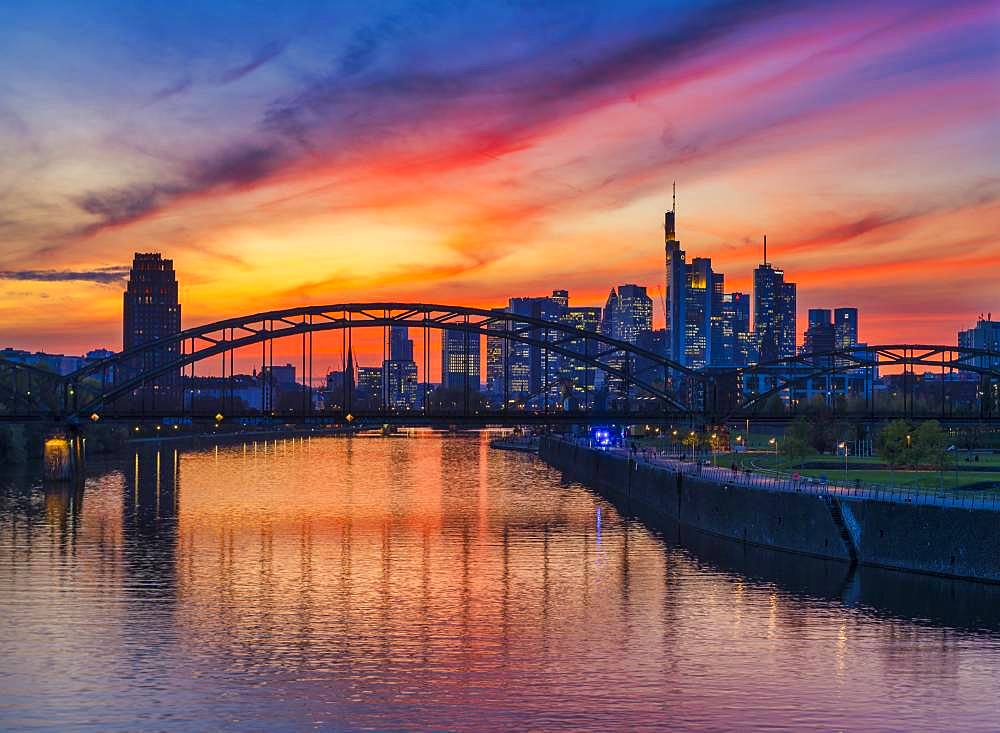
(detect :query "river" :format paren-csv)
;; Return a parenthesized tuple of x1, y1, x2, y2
(1, 433, 999, 731)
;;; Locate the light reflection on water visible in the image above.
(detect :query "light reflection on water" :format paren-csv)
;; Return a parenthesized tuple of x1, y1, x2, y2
(1, 433, 999, 732)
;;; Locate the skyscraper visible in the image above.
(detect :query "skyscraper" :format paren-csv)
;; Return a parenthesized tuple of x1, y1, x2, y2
(834, 307, 859, 349)
(612, 284, 653, 344)
(958, 315, 1000, 372)
(753, 237, 796, 361)
(664, 186, 686, 364)
(561, 304, 601, 406)
(719, 291, 752, 366)
(441, 328, 480, 392)
(804, 309, 835, 354)
(122, 252, 181, 389)
(388, 326, 414, 361)
(685, 257, 714, 368)
(384, 326, 417, 408)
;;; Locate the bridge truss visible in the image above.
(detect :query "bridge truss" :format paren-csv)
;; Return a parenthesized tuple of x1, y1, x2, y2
(42, 303, 703, 423)
(1, 305, 997, 426)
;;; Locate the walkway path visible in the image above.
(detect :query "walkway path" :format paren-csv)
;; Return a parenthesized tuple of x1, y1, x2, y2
(563, 438, 1000, 512)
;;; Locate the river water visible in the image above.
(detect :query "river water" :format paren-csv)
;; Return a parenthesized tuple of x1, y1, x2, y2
(1, 433, 999, 732)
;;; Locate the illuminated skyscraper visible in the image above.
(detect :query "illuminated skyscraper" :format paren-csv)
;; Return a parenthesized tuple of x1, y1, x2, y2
(753, 237, 797, 361)
(664, 186, 686, 364)
(834, 307, 859, 349)
(561, 305, 601, 406)
(612, 284, 653, 344)
(720, 291, 752, 366)
(441, 329, 480, 392)
(685, 257, 714, 368)
(383, 326, 417, 408)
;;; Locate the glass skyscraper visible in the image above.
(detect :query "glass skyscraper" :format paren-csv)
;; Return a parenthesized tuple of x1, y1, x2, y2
(753, 238, 797, 362)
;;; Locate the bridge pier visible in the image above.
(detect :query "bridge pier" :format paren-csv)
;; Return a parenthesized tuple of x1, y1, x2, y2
(43, 432, 83, 482)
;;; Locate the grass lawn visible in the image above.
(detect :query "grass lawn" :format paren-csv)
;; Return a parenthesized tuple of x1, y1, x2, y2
(731, 452, 1000, 492)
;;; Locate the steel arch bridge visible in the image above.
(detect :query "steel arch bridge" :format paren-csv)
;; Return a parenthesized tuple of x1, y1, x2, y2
(729, 344, 1000, 421)
(25, 303, 705, 424)
(1, 304, 997, 426)
(0, 358, 73, 418)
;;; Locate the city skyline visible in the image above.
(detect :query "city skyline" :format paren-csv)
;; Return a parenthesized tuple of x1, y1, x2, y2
(1, 1, 997, 355)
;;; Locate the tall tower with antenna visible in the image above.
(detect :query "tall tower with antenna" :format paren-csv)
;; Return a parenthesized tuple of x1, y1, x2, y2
(664, 182, 686, 365)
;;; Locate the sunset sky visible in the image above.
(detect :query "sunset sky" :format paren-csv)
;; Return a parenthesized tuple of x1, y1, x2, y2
(1, 0, 998, 358)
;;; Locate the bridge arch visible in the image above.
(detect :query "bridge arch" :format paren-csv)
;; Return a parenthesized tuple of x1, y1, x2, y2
(733, 344, 1000, 420)
(0, 358, 70, 418)
(67, 303, 704, 419)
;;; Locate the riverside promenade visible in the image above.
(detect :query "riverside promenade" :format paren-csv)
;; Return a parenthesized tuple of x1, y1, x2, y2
(602, 442, 1000, 511)
(540, 436, 1000, 583)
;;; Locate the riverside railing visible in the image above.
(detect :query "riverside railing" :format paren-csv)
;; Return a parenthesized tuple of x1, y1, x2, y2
(563, 436, 1000, 512)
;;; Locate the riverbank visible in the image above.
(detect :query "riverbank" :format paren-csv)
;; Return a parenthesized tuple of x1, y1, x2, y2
(539, 436, 1000, 584)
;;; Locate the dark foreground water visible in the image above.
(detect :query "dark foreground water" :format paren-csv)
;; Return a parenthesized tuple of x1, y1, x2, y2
(2, 433, 999, 732)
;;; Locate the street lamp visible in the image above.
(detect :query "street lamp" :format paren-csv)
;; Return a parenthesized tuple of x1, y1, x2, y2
(711, 432, 718, 466)
(769, 436, 778, 464)
(839, 441, 848, 481)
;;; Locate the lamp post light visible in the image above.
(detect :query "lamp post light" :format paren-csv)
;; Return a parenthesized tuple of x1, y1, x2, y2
(839, 441, 848, 481)
(769, 436, 778, 466)
(689, 431, 696, 461)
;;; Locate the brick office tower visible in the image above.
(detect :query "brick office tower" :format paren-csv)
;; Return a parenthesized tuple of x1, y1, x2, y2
(122, 253, 181, 406)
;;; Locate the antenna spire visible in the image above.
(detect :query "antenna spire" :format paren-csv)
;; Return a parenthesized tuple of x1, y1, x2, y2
(763, 234, 767, 265)
(672, 181, 676, 212)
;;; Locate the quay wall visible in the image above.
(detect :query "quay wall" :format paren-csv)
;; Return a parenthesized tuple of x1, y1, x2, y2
(539, 437, 1000, 584)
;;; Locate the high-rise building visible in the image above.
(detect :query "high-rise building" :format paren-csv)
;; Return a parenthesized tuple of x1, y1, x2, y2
(753, 237, 796, 361)
(122, 253, 181, 390)
(803, 309, 835, 354)
(441, 329, 480, 392)
(685, 257, 713, 368)
(662, 195, 732, 368)
(357, 365, 383, 404)
(719, 291, 752, 366)
(600, 284, 653, 400)
(612, 284, 653, 344)
(384, 326, 418, 408)
(550, 289, 569, 308)
(834, 308, 859, 349)
(561, 305, 601, 406)
(958, 315, 1000, 372)
(388, 326, 414, 361)
(504, 292, 565, 399)
(664, 188, 686, 364)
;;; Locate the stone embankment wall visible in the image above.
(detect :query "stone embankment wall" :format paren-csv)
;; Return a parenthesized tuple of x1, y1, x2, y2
(540, 437, 1000, 584)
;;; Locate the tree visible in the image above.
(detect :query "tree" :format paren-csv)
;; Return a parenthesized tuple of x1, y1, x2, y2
(782, 418, 815, 467)
(913, 420, 952, 485)
(877, 419, 913, 469)
(956, 424, 985, 460)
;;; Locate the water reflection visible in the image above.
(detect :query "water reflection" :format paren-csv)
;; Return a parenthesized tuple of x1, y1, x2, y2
(0, 434, 998, 732)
